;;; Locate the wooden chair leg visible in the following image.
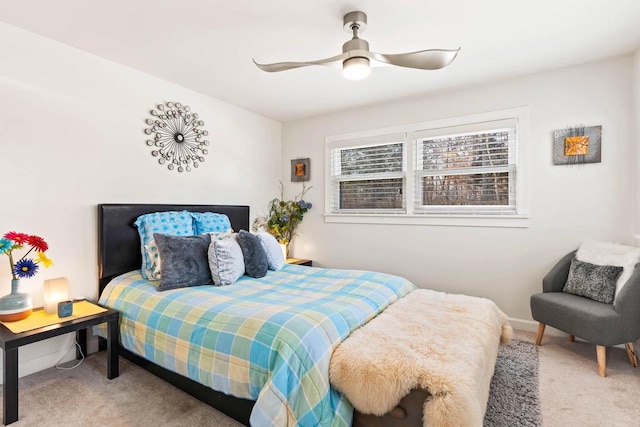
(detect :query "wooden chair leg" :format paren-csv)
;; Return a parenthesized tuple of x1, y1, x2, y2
(596, 345, 607, 377)
(568, 335, 575, 342)
(625, 343, 638, 367)
(535, 323, 545, 346)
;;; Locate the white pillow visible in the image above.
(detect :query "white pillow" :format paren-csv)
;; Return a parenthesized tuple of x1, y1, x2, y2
(256, 231, 285, 271)
(208, 229, 234, 241)
(576, 241, 640, 301)
(208, 234, 245, 286)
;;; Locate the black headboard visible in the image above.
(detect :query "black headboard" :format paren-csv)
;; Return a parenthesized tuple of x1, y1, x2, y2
(98, 204, 250, 295)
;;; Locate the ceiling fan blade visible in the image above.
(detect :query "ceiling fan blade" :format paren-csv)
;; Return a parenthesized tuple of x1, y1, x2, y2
(369, 48, 461, 70)
(253, 52, 349, 72)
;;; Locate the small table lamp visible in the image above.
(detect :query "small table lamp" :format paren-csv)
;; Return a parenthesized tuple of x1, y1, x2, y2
(43, 278, 69, 314)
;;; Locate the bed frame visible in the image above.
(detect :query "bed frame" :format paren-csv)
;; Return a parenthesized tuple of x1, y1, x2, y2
(97, 203, 423, 427)
(98, 203, 255, 424)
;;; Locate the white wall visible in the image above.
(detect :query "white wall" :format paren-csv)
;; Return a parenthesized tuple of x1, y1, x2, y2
(0, 23, 281, 378)
(282, 56, 635, 328)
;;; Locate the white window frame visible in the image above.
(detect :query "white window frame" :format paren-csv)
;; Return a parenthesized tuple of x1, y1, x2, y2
(324, 107, 529, 228)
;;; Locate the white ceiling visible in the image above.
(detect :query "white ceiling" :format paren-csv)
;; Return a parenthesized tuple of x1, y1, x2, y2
(2, 0, 640, 122)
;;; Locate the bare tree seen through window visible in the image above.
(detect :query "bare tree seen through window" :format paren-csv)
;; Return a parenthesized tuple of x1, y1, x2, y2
(338, 143, 403, 210)
(420, 131, 510, 207)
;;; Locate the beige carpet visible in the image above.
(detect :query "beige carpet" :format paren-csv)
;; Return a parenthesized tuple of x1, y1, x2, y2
(0, 355, 243, 427)
(1, 331, 639, 426)
(526, 330, 640, 427)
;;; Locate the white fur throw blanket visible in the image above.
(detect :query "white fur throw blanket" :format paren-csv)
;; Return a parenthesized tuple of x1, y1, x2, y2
(329, 289, 512, 427)
(576, 241, 640, 301)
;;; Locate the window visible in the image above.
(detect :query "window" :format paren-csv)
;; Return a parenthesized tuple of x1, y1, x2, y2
(327, 135, 406, 213)
(325, 107, 529, 227)
(413, 119, 516, 214)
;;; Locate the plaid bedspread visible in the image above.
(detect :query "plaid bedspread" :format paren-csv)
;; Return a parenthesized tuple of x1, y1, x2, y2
(98, 264, 416, 426)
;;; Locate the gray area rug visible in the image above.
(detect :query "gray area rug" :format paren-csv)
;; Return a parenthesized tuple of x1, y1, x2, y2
(484, 338, 542, 426)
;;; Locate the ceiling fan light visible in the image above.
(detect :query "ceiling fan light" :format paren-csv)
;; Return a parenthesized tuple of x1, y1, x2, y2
(343, 57, 371, 80)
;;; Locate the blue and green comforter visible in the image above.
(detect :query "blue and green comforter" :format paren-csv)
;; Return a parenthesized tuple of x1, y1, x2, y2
(99, 264, 416, 426)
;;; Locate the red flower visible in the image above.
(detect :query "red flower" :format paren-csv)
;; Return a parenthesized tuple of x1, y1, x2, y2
(4, 231, 29, 245)
(26, 235, 48, 252)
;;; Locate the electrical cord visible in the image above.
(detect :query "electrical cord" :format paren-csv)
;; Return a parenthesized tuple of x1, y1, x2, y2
(55, 337, 85, 370)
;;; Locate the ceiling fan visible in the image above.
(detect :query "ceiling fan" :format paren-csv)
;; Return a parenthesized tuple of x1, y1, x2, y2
(253, 11, 460, 80)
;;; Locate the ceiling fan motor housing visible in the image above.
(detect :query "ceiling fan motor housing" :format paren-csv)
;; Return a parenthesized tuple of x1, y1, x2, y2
(342, 37, 369, 54)
(342, 37, 371, 79)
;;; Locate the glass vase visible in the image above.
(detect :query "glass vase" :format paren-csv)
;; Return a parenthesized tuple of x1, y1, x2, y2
(0, 279, 33, 322)
(279, 243, 289, 260)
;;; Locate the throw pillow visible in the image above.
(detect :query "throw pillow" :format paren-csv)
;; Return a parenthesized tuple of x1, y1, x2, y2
(236, 230, 268, 278)
(154, 233, 213, 291)
(144, 221, 235, 280)
(256, 231, 285, 271)
(134, 210, 194, 280)
(208, 234, 245, 286)
(190, 212, 232, 235)
(208, 228, 234, 241)
(563, 258, 623, 304)
(146, 229, 233, 280)
(144, 241, 162, 280)
(576, 241, 640, 301)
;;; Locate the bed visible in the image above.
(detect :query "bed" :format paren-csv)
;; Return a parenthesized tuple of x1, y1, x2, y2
(97, 203, 418, 426)
(97, 203, 510, 427)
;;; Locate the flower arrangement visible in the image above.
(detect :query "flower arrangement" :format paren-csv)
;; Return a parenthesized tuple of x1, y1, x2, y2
(252, 183, 312, 245)
(0, 232, 53, 279)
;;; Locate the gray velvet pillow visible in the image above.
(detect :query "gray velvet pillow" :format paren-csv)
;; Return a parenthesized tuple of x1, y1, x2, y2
(154, 233, 213, 291)
(236, 230, 268, 278)
(563, 258, 623, 304)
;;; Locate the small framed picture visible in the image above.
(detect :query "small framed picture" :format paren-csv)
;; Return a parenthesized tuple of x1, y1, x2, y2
(291, 158, 310, 182)
(553, 125, 602, 165)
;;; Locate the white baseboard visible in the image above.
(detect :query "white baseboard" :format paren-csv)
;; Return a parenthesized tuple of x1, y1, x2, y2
(507, 317, 567, 337)
(508, 316, 634, 349)
(1, 333, 100, 384)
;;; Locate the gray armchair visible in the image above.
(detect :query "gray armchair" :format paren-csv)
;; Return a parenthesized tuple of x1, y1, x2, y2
(530, 250, 640, 376)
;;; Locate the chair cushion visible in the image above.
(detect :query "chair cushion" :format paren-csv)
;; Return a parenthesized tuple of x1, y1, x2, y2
(530, 292, 630, 346)
(562, 259, 622, 304)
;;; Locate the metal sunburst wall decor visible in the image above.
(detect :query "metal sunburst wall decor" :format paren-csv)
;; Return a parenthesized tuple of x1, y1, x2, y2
(144, 101, 209, 172)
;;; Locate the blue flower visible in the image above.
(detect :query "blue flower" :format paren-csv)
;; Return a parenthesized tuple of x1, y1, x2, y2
(0, 238, 12, 254)
(14, 259, 39, 279)
(298, 200, 313, 210)
(280, 215, 290, 223)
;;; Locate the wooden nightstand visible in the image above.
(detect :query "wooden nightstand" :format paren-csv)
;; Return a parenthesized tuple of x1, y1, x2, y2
(0, 302, 119, 425)
(286, 258, 313, 267)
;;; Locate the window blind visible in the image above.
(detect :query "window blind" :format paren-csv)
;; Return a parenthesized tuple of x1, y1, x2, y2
(329, 141, 406, 213)
(413, 120, 517, 214)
